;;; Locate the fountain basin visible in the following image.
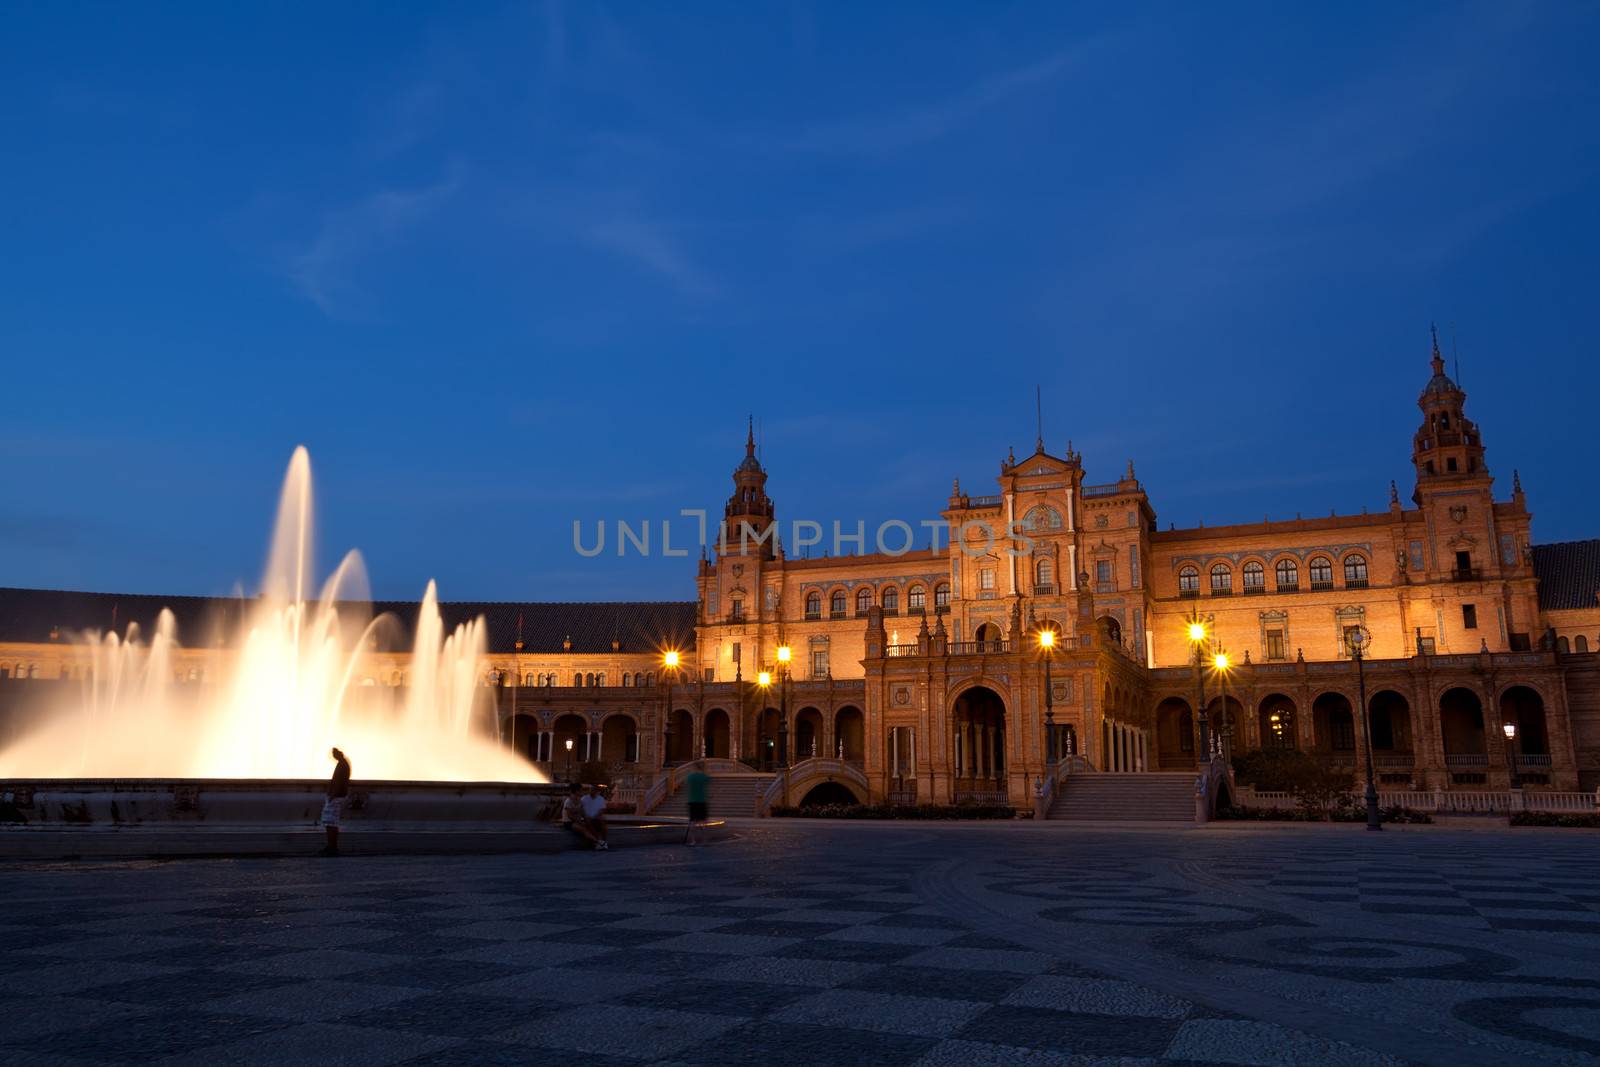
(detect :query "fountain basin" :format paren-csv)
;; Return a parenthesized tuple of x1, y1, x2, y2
(0, 778, 726, 858)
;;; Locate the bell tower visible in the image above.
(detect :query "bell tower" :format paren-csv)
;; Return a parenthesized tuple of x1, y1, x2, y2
(723, 416, 776, 558)
(1412, 325, 1488, 496)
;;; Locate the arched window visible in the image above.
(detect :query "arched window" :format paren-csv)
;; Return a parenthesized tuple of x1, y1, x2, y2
(573, 672, 582, 687)
(1036, 558, 1054, 590)
(830, 589, 847, 616)
(1576, 635, 1590, 653)
(1557, 636, 1570, 654)
(856, 587, 872, 615)
(934, 583, 950, 609)
(621, 672, 631, 687)
(881, 586, 900, 614)
(1022, 505, 1064, 531)
(1242, 560, 1265, 593)
(1178, 565, 1200, 596)
(1210, 564, 1233, 594)
(907, 585, 926, 612)
(1309, 556, 1334, 590)
(805, 591, 822, 619)
(1343, 554, 1369, 588)
(585, 672, 596, 687)
(1275, 558, 1299, 591)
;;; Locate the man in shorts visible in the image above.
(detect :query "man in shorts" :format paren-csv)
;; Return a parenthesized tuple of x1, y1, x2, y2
(684, 768, 710, 846)
(561, 782, 604, 850)
(321, 747, 350, 856)
(581, 783, 610, 848)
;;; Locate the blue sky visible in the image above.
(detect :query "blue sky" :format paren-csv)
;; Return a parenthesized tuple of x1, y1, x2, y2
(3, 2, 1597, 603)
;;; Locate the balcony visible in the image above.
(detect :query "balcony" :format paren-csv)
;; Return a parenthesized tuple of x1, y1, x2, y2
(1244, 584, 1266, 596)
(1452, 568, 1481, 582)
(1345, 578, 1369, 590)
(1276, 582, 1299, 593)
(1444, 754, 1490, 768)
(1310, 580, 1334, 592)
(948, 640, 1011, 654)
(804, 611, 821, 621)
(1210, 587, 1232, 597)
(830, 610, 846, 620)
(1035, 584, 1055, 596)
(886, 644, 920, 657)
(1180, 588, 1199, 599)
(1374, 752, 1415, 768)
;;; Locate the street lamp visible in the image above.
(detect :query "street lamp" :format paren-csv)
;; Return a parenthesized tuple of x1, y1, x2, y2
(776, 645, 792, 768)
(757, 670, 773, 770)
(564, 737, 575, 782)
(1039, 627, 1057, 768)
(661, 650, 680, 768)
(1502, 721, 1521, 789)
(1211, 649, 1233, 763)
(1346, 626, 1381, 831)
(1186, 614, 1212, 761)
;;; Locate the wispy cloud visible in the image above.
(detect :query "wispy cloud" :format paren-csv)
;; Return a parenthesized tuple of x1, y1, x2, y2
(769, 43, 1101, 156)
(288, 170, 462, 316)
(585, 216, 719, 299)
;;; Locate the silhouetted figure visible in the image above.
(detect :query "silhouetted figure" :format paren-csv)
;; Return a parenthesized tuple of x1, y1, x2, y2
(685, 769, 710, 846)
(321, 747, 350, 856)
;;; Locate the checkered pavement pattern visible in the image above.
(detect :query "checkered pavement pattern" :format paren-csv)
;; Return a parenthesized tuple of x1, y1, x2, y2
(0, 853, 1400, 1066)
(1208, 854, 1600, 937)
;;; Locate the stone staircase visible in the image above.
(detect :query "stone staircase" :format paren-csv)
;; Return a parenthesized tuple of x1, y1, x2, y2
(650, 772, 774, 819)
(1048, 772, 1196, 822)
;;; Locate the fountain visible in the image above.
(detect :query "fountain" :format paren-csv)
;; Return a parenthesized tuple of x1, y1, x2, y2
(0, 447, 538, 783)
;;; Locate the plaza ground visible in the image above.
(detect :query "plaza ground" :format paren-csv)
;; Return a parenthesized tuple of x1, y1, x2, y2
(2, 822, 1597, 1066)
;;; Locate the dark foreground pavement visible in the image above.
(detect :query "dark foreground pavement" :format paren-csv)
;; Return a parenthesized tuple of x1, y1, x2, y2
(2, 821, 1598, 1066)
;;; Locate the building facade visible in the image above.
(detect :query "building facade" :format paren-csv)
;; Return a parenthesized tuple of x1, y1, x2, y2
(3, 336, 1600, 803)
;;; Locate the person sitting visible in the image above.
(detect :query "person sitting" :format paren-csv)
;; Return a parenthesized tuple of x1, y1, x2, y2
(581, 783, 610, 848)
(561, 783, 604, 850)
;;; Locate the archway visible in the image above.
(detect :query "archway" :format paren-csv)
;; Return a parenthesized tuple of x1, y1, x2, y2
(508, 713, 541, 763)
(1204, 695, 1245, 754)
(703, 708, 731, 759)
(794, 706, 824, 761)
(666, 708, 695, 764)
(975, 623, 1003, 651)
(1312, 693, 1356, 762)
(1155, 697, 1194, 769)
(1500, 686, 1549, 755)
(757, 706, 783, 769)
(1440, 688, 1487, 778)
(1257, 694, 1297, 750)
(799, 781, 860, 807)
(1098, 615, 1122, 647)
(601, 713, 638, 764)
(1367, 690, 1412, 753)
(951, 685, 1006, 791)
(552, 714, 588, 779)
(834, 706, 865, 762)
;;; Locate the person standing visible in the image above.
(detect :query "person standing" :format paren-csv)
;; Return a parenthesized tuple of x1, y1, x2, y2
(321, 747, 350, 856)
(684, 768, 710, 846)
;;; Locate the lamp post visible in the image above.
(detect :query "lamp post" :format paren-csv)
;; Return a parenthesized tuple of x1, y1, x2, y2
(1039, 627, 1057, 768)
(1186, 616, 1211, 762)
(1212, 649, 1233, 764)
(564, 737, 575, 782)
(1502, 721, 1521, 789)
(661, 650, 680, 768)
(776, 645, 792, 769)
(757, 670, 773, 771)
(1346, 626, 1381, 831)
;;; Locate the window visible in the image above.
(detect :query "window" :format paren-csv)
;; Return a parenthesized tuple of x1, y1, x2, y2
(1129, 546, 1140, 588)
(856, 587, 872, 615)
(1417, 635, 1436, 655)
(585, 672, 596, 687)
(1576, 635, 1589, 653)
(805, 591, 822, 619)
(1179, 565, 1200, 596)
(1343, 554, 1369, 588)
(1275, 558, 1299, 591)
(979, 568, 995, 591)
(596, 672, 606, 686)
(907, 586, 926, 612)
(1462, 604, 1478, 629)
(882, 587, 899, 614)
(830, 590, 846, 617)
(1036, 558, 1054, 591)
(573, 672, 582, 687)
(1447, 457, 1458, 472)
(1095, 559, 1112, 592)
(1308, 557, 1333, 591)
(1242, 561, 1265, 593)
(1455, 551, 1472, 578)
(1330, 714, 1356, 751)
(934, 583, 950, 610)
(620, 673, 630, 687)
(1265, 628, 1286, 661)
(812, 649, 829, 677)
(731, 642, 741, 669)
(730, 598, 744, 620)
(1210, 564, 1232, 595)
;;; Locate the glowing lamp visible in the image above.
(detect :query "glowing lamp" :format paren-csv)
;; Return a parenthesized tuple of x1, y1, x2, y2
(777, 645, 792, 664)
(758, 671, 772, 687)
(1502, 722, 1517, 741)
(1187, 622, 1206, 643)
(564, 738, 574, 751)
(1039, 630, 1055, 650)
(1213, 652, 1229, 671)
(663, 650, 680, 669)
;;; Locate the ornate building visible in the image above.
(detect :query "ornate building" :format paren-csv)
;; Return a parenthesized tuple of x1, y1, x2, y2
(3, 337, 1600, 805)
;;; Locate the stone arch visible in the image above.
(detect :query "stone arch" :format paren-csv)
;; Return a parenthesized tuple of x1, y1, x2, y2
(1098, 615, 1122, 646)
(1312, 691, 1356, 756)
(666, 708, 695, 764)
(834, 705, 865, 762)
(1154, 697, 1194, 769)
(799, 781, 863, 807)
(601, 712, 639, 763)
(1257, 693, 1298, 750)
(1499, 685, 1550, 755)
(703, 707, 731, 759)
(1367, 690, 1413, 753)
(975, 622, 1003, 649)
(552, 713, 588, 778)
(1439, 686, 1487, 757)
(950, 684, 1006, 786)
(793, 706, 825, 760)
(757, 706, 783, 768)
(507, 713, 541, 763)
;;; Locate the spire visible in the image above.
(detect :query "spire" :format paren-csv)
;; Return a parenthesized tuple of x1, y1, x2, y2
(1513, 469, 1524, 495)
(746, 413, 755, 455)
(1430, 322, 1445, 377)
(1389, 480, 1399, 506)
(1035, 385, 1044, 453)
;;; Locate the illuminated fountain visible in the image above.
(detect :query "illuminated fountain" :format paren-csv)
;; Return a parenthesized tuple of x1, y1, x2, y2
(0, 447, 539, 783)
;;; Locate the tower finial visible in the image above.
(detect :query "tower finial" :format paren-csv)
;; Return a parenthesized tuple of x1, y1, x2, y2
(1430, 322, 1445, 375)
(746, 414, 755, 453)
(1035, 385, 1044, 453)
(1390, 480, 1399, 506)
(1513, 469, 1523, 495)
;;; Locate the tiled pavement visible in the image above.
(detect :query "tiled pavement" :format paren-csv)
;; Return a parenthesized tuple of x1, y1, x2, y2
(1, 823, 1597, 1065)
